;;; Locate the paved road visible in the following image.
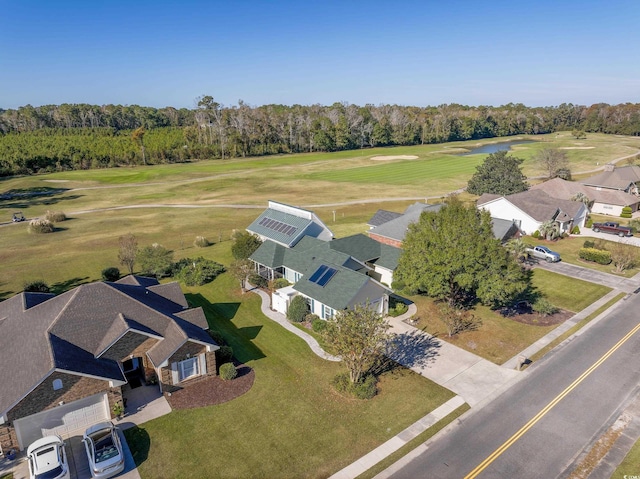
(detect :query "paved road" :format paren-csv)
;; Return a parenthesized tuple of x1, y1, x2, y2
(380, 292, 640, 479)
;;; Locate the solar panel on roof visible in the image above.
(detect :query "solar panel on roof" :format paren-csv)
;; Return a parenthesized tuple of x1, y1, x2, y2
(258, 216, 298, 237)
(308, 265, 328, 283)
(316, 267, 337, 286)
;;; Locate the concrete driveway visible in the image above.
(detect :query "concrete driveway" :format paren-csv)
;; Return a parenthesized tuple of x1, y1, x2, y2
(579, 229, 640, 246)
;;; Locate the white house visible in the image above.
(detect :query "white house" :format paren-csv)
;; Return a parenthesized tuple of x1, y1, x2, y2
(477, 189, 588, 235)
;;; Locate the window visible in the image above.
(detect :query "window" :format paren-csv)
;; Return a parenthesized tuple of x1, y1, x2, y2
(323, 305, 334, 320)
(178, 357, 199, 381)
(52, 379, 63, 391)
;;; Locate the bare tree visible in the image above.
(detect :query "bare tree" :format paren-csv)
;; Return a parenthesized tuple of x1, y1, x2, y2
(118, 234, 138, 275)
(535, 148, 569, 179)
(437, 303, 482, 338)
(610, 241, 638, 273)
(229, 259, 252, 293)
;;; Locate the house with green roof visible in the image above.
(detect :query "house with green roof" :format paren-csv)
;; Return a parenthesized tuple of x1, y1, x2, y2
(246, 200, 334, 247)
(250, 231, 396, 319)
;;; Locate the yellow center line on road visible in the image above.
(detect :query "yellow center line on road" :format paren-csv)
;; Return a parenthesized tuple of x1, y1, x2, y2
(465, 320, 640, 479)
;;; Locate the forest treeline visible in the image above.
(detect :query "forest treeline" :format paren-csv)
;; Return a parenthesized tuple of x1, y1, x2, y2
(1, 98, 640, 176)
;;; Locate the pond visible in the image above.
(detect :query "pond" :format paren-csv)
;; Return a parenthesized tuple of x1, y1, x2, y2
(457, 140, 535, 156)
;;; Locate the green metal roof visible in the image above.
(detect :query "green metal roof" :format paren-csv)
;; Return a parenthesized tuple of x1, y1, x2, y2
(247, 208, 313, 247)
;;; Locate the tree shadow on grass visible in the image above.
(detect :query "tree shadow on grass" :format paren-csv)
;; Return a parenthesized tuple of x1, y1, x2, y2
(0, 187, 84, 210)
(51, 276, 90, 294)
(122, 425, 150, 467)
(386, 330, 442, 370)
(185, 293, 265, 363)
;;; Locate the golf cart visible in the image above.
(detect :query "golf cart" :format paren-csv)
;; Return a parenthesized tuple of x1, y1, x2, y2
(12, 212, 25, 222)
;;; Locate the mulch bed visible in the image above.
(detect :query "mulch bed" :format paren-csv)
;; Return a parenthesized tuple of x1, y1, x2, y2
(165, 362, 255, 410)
(507, 309, 574, 326)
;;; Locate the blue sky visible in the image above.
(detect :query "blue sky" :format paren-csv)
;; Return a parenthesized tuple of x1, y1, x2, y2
(1, 0, 639, 109)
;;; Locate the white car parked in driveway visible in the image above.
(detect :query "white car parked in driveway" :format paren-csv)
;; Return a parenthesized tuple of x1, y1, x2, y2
(27, 435, 70, 479)
(82, 422, 125, 479)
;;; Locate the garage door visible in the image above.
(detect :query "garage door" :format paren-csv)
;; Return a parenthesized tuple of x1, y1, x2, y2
(14, 392, 109, 450)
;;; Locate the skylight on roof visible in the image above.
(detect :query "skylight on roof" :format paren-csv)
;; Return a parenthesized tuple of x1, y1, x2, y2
(258, 216, 298, 236)
(308, 265, 337, 287)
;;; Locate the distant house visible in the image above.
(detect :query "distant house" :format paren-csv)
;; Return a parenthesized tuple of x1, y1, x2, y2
(531, 177, 640, 216)
(580, 164, 640, 196)
(0, 276, 219, 452)
(368, 201, 519, 245)
(368, 203, 443, 247)
(246, 200, 333, 247)
(477, 189, 588, 235)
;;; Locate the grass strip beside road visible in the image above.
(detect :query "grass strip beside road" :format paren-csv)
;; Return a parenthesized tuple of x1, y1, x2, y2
(529, 293, 626, 363)
(357, 403, 471, 479)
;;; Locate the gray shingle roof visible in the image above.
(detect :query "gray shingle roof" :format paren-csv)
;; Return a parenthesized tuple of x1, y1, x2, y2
(491, 218, 520, 242)
(0, 276, 216, 419)
(505, 190, 583, 222)
(367, 209, 403, 227)
(369, 203, 443, 242)
(531, 177, 639, 207)
(580, 165, 640, 190)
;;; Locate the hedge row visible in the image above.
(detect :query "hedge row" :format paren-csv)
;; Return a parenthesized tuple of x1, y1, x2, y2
(579, 247, 612, 265)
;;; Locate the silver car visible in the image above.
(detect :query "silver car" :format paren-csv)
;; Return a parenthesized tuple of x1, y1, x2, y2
(82, 422, 125, 479)
(27, 435, 70, 479)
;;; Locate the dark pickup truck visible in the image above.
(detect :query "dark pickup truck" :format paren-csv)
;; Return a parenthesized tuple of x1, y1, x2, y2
(591, 222, 633, 237)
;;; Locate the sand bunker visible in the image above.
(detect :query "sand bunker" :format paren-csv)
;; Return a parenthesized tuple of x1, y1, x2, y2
(370, 155, 419, 161)
(559, 147, 595, 150)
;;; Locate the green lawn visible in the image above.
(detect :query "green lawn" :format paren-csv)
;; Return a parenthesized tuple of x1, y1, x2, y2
(409, 269, 612, 364)
(612, 437, 640, 479)
(124, 272, 455, 479)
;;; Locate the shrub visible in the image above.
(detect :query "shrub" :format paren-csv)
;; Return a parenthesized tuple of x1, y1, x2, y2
(174, 257, 225, 286)
(331, 372, 378, 400)
(29, 218, 54, 234)
(44, 210, 66, 223)
(193, 236, 211, 248)
(101, 267, 121, 282)
(219, 362, 237, 380)
(287, 295, 308, 323)
(23, 280, 50, 293)
(305, 313, 319, 322)
(532, 298, 558, 317)
(571, 225, 580, 235)
(217, 345, 234, 364)
(249, 272, 268, 288)
(388, 302, 408, 317)
(629, 218, 640, 233)
(272, 278, 290, 289)
(532, 230, 540, 239)
(312, 318, 327, 333)
(579, 247, 612, 265)
(585, 217, 593, 228)
(583, 240, 595, 249)
(208, 329, 226, 346)
(621, 206, 633, 219)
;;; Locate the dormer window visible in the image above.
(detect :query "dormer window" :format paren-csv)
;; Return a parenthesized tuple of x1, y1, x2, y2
(53, 378, 63, 391)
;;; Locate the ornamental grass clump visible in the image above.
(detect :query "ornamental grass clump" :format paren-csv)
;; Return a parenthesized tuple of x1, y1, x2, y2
(29, 218, 54, 234)
(193, 236, 210, 248)
(44, 210, 66, 223)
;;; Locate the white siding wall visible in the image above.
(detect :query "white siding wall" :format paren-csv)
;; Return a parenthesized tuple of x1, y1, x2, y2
(591, 202, 623, 216)
(480, 199, 540, 235)
(373, 266, 394, 287)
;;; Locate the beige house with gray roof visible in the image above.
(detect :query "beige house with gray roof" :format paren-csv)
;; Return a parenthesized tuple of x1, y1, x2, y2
(0, 276, 218, 453)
